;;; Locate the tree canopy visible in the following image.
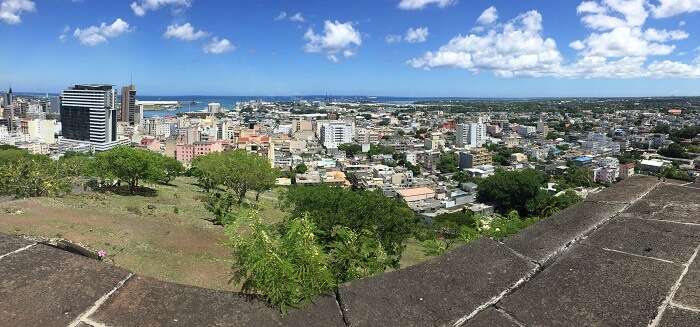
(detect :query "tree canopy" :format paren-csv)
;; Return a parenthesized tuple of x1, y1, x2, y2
(193, 150, 279, 203)
(477, 169, 548, 216)
(282, 185, 417, 268)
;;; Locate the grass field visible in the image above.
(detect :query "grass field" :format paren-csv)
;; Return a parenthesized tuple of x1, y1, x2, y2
(0, 177, 430, 290)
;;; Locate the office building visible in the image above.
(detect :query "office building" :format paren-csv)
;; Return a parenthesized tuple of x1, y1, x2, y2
(120, 85, 138, 125)
(208, 103, 222, 114)
(319, 121, 353, 149)
(4, 87, 13, 107)
(60, 84, 126, 151)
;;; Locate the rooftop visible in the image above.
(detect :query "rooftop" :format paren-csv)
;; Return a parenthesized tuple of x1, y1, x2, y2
(1, 176, 699, 326)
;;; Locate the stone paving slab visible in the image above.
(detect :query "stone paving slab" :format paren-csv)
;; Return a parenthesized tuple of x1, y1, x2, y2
(89, 275, 283, 327)
(89, 275, 345, 327)
(673, 251, 700, 310)
(658, 307, 700, 327)
(499, 244, 682, 327)
(585, 175, 660, 203)
(0, 233, 34, 256)
(0, 244, 130, 327)
(337, 238, 536, 327)
(462, 307, 519, 327)
(582, 217, 700, 264)
(622, 184, 700, 225)
(504, 201, 626, 265)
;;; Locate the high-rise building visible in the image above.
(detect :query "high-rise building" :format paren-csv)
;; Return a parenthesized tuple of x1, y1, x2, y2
(456, 120, 487, 148)
(120, 85, 138, 125)
(208, 103, 222, 114)
(4, 86, 13, 107)
(60, 84, 125, 151)
(319, 121, 353, 149)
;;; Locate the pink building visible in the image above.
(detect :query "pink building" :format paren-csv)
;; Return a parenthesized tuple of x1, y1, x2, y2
(175, 141, 225, 165)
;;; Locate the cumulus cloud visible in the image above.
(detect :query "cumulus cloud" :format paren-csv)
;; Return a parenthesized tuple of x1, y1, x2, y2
(130, 0, 190, 17)
(398, 0, 456, 10)
(203, 37, 234, 54)
(73, 18, 131, 46)
(164, 22, 207, 41)
(408, 10, 564, 78)
(386, 27, 430, 44)
(0, 0, 35, 24)
(476, 6, 498, 25)
(405, 27, 429, 43)
(566, 0, 700, 78)
(650, 0, 700, 18)
(304, 20, 362, 62)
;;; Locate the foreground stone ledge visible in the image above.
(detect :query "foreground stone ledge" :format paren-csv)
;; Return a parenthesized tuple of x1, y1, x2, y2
(584, 175, 660, 204)
(659, 307, 700, 327)
(581, 217, 700, 264)
(0, 244, 130, 327)
(461, 307, 519, 327)
(89, 276, 345, 327)
(337, 238, 536, 327)
(0, 233, 33, 256)
(499, 244, 682, 327)
(504, 201, 626, 265)
(673, 253, 700, 311)
(622, 183, 700, 225)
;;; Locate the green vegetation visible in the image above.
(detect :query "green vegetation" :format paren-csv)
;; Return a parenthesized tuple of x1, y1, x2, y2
(281, 185, 417, 268)
(477, 169, 547, 216)
(228, 211, 335, 313)
(437, 152, 458, 173)
(658, 143, 689, 159)
(92, 146, 183, 194)
(193, 150, 279, 204)
(0, 149, 69, 198)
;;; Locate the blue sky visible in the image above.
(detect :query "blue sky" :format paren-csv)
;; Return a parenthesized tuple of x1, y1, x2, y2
(1, 0, 700, 97)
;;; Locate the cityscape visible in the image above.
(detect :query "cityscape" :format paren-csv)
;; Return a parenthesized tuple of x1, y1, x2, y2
(1, 0, 700, 326)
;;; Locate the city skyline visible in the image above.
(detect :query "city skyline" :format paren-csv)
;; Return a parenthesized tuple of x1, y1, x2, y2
(2, 0, 700, 97)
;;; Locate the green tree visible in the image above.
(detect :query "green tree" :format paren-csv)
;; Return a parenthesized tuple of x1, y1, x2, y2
(477, 169, 547, 216)
(282, 185, 417, 268)
(437, 152, 458, 173)
(328, 226, 389, 282)
(155, 156, 184, 185)
(294, 163, 308, 174)
(0, 150, 69, 198)
(194, 150, 279, 204)
(658, 143, 689, 159)
(92, 146, 160, 194)
(338, 143, 362, 157)
(228, 211, 335, 313)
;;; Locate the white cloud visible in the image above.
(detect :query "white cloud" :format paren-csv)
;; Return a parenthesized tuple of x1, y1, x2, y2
(304, 20, 362, 62)
(203, 37, 234, 54)
(398, 0, 456, 10)
(650, 0, 700, 18)
(73, 18, 131, 46)
(59, 25, 70, 42)
(386, 34, 402, 44)
(289, 13, 305, 23)
(405, 27, 429, 43)
(164, 23, 207, 41)
(130, 0, 190, 17)
(275, 11, 287, 21)
(408, 10, 564, 77)
(476, 6, 498, 25)
(0, 0, 35, 24)
(275, 11, 304, 23)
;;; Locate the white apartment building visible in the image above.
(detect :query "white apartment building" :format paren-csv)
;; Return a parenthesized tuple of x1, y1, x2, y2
(456, 122, 487, 148)
(319, 121, 353, 149)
